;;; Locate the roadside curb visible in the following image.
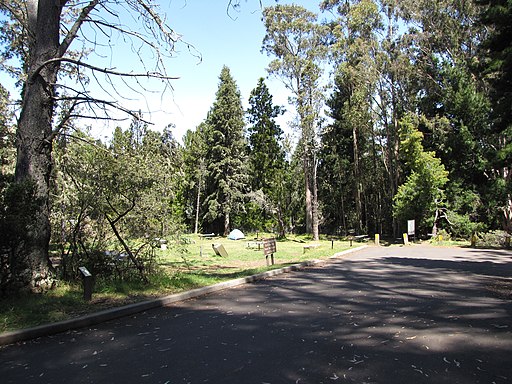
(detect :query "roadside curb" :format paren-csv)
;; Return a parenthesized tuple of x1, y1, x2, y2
(0, 245, 367, 346)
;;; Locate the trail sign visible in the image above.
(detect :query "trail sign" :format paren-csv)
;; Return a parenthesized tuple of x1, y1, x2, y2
(407, 220, 415, 236)
(263, 238, 276, 266)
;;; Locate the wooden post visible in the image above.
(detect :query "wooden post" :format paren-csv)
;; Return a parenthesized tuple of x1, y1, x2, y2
(375, 233, 380, 246)
(78, 266, 93, 301)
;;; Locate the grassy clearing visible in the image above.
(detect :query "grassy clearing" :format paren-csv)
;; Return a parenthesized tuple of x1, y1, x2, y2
(1, 234, 356, 333)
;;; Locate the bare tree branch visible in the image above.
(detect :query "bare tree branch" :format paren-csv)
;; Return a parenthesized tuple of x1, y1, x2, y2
(29, 57, 179, 83)
(58, 0, 100, 58)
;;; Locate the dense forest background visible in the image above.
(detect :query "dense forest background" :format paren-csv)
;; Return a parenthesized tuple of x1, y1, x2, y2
(0, 0, 510, 293)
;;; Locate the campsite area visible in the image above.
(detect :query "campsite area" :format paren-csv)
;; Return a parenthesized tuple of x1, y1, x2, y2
(0, 234, 354, 333)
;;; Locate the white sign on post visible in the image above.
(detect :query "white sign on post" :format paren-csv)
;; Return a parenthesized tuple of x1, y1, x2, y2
(407, 220, 415, 236)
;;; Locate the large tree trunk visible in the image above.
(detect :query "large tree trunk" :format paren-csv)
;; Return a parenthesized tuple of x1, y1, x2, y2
(504, 196, 512, 234)
(304, 155, 319, 240)
(353, 124, 363, 234)
(311, 156, 319, 241)
(276, 202, 286, 239)
(503, 164, 512, 234)
(304, 157, 313, 234)
(194, 170, 202, 234)
(13, 0, 64, 291)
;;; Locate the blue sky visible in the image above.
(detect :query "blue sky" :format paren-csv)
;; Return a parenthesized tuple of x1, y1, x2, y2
(1, 0, 324, 142)
(140, 0, 322, 142)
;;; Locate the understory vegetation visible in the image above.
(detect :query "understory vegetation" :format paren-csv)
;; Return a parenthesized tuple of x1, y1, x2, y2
(0, 234, 353, 332)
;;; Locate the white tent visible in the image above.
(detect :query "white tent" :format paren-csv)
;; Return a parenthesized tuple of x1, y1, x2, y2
(227, 229, 245, 240)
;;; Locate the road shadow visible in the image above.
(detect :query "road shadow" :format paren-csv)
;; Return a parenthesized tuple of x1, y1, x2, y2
(1, 247, 512, 383)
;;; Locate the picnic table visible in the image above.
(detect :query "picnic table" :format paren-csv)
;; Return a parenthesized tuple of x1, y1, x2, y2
(247, 241, 264, 250)
(198, 233, 216, 240)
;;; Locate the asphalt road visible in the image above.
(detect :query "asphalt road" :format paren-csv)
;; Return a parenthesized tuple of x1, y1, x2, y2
(1, 245, 511, 384)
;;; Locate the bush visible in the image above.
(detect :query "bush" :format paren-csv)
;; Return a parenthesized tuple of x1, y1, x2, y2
(476, 230, 511, 248)
(447, 211, 486, 239)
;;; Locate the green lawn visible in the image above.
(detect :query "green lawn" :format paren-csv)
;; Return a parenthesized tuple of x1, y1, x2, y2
(1, 234, 358, 333)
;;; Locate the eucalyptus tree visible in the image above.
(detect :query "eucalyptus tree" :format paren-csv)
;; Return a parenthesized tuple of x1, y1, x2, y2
(0, 0, 183, 291)
(203, 66, 248, 235)
(478, 0, 512, 233)
(320, 0, 383, 234)
(262, 4, 327, 240)
(401, 0, 497, 233)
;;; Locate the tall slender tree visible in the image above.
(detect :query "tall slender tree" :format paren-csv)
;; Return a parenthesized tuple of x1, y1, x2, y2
(262, 4, 327, 240)
(246, 77, 288, 236)
(203, 66, 248, 235)
(247, 78, 285, 193)
(320, 0, 382, 235)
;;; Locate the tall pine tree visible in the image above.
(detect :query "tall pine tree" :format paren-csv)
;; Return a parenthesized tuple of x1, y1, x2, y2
(246, 77, 288, 236)
(203, 66, 248, 235)
(246, 78, 285, 193)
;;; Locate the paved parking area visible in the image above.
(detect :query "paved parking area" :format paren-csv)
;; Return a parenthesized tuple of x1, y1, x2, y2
(1, 245, 511, 383)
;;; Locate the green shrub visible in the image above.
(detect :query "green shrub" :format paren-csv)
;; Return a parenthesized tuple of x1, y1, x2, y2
(476, 230, 511, 248)
(446, 211, 486, 239)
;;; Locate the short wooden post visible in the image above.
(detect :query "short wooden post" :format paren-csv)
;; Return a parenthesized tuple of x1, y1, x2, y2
(348, 229, 355, 247)
(403, 233, 409, 245)
(375, 233, 380, 246)
(78, 266, 93, 301)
